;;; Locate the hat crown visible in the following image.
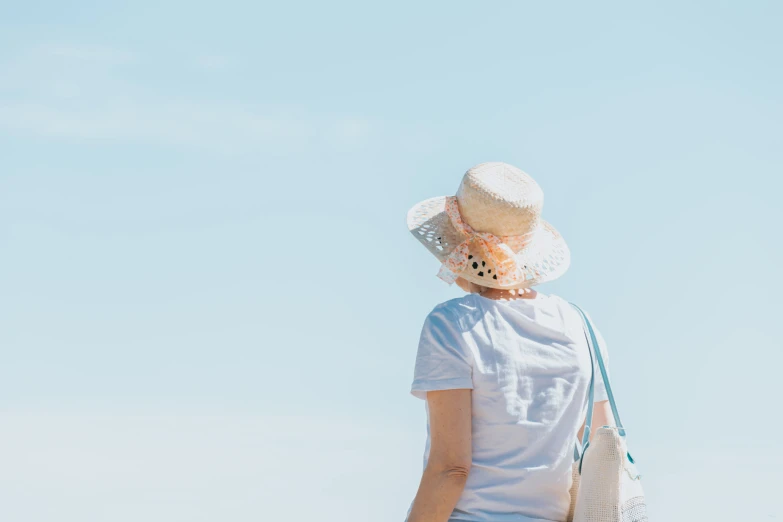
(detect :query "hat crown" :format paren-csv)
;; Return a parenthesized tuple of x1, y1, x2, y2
(456, 162, 544, 237)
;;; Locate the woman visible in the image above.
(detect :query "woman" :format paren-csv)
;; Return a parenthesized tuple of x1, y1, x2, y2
(405, 162, 615, 522)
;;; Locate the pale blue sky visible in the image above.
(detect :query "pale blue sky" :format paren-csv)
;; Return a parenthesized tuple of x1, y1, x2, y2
(1, 2, 782, 521)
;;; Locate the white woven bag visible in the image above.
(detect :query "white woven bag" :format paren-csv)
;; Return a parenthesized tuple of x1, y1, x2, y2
(567, 304, 647, 522)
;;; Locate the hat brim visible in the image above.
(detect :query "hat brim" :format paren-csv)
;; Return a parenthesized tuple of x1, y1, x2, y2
(407, 196, 570, 289)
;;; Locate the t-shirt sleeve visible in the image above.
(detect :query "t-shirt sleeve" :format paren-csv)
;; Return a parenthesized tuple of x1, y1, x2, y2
(410, 305, 474, 400)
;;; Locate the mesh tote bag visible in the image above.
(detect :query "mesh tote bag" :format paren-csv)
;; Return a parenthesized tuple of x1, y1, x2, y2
(567, 303, 647, 522)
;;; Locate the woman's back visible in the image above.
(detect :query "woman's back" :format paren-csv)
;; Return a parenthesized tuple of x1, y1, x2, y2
(410, 292, 609, 522)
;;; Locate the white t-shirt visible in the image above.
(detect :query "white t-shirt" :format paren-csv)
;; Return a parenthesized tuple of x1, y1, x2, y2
(409, 292, 609, 522)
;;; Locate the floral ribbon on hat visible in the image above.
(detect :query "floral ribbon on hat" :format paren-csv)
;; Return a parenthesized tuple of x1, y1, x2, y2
(437, 196, 527, 286)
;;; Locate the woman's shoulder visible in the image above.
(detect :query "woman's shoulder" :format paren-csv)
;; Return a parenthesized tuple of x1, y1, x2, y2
(543, 292, 571, 309)
(423, 294, 484, 332)
(429, 293, 483, 316)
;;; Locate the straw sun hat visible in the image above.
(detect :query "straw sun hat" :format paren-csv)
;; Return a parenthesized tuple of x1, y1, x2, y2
(406, 162, 570, 290)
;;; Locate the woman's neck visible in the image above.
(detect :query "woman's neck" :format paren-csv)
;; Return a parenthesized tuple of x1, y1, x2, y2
(477, 287, 538, 301)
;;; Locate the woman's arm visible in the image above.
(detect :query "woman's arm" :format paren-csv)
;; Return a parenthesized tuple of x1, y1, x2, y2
(577, 400, 613, 442)
(407, 389, 472, 522)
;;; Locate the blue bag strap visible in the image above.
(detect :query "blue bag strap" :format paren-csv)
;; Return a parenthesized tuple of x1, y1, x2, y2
(570, 303, 626, 437)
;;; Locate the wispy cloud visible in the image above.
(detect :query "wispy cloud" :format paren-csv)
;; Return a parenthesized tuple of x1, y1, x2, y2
(193, 54, 236, 71)
(42, 44, 136, 64)
(0, 44, 372, 153)
(331, 118, 373, 146)
(0, 101, 317, 152)
(0, 413, 420, 522)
